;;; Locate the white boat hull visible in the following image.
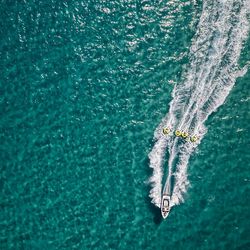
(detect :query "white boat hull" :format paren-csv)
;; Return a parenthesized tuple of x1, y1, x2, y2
(161, 194, 171, 219)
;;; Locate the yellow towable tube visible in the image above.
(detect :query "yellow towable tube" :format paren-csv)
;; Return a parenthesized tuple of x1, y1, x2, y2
(190, 136, 198, 142)
(181, 132, 189, 138)
(175, 130, 181, 136)
(163, 127, 170, 135)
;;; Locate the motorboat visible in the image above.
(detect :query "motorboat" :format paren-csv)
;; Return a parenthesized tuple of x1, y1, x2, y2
(161, 194, 171, 219)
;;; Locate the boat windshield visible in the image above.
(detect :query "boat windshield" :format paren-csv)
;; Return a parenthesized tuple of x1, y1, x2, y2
(163, 199, 169, 207)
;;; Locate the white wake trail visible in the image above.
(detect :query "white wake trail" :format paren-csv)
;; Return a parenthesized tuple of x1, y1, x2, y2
(149, 0, 249, 208)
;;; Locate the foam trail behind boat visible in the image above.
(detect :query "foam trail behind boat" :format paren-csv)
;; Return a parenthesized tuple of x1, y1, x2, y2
(149, 0, 249, 208)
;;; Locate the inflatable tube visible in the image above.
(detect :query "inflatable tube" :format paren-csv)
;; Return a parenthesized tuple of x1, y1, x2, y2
(190, 136, 198, 142)
(163, 128, 170, 135)
(175, 130, 181, 136)
(181, 132, 189, 138)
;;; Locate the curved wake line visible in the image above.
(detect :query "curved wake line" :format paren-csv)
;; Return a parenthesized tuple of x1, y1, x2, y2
(149, 0, 249, 208)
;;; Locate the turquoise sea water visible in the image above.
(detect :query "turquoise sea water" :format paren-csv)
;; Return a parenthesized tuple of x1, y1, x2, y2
(1, 1, 249, 250)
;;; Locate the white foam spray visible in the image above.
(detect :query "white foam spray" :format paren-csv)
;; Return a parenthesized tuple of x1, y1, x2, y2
(149, 0, 250, 208)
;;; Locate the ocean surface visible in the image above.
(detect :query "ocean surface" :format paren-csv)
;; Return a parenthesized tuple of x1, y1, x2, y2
(1, 0, 250, 249)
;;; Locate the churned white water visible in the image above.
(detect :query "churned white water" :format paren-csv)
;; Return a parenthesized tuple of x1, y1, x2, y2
(149, 0, 250, 208)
